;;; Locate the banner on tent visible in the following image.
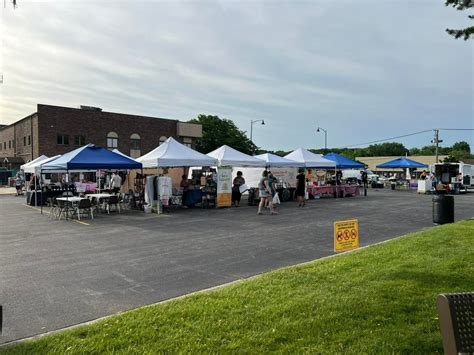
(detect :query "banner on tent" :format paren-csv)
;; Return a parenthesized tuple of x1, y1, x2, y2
(217, 167, 232, 207)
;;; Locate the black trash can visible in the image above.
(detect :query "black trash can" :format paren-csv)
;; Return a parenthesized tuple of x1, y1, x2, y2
(248, 188, 257, 206)
(391, 182, 396, 190)
(433, 194, 454, 225)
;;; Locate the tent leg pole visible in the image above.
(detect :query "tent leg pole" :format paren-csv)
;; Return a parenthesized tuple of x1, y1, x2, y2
(66, 169, 69, 220)
(35, 175, 38, 208)
(40, 168, 43, 214)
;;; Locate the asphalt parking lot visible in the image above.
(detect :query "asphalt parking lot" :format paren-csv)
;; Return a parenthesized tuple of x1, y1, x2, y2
(0, 189, 473, 344)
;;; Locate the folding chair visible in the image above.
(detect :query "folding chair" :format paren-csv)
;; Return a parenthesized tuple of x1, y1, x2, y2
(73, 198, 94, 221)
(106, 195, 120, 214)
(437, 292, 474, 355)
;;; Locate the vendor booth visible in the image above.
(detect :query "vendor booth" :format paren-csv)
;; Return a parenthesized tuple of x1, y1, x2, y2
(284, 148, 361, 199)
(235, 153, 302, 204)
(40, 144, 142, 217)
(136, 137, 218, 212)
(207, 145, 266, 207)
(22, 155, 61, 206)
(376, 157, 428, 192)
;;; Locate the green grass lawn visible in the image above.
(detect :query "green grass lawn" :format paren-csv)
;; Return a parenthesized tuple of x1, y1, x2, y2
(2, 220, 473, 354)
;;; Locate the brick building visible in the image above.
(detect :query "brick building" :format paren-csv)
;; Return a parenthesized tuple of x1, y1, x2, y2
(0, 104, 203, 164)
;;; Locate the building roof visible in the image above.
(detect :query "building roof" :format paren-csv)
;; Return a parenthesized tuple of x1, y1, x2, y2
(1, 104, 199, 129)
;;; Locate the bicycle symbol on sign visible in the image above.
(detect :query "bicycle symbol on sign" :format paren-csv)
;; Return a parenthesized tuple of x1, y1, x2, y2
(350, 229, 357, 239)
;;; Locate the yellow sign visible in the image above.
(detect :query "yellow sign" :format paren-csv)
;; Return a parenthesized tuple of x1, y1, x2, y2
(217, 193, 232, 207)
(334, 219, 359, 252)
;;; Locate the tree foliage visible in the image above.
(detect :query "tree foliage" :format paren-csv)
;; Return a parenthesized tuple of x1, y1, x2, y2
(189, 115, 257, 155)
(445, 0, 474, 40)
(451, 140, 471, 153)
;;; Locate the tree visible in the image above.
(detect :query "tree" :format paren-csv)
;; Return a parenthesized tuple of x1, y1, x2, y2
(189, 115, 257, 155)
(364, 142, 408, 157)
(409, 147, 421, 155)
(451, 141, 471, 153)
(445, 0, 474, 40)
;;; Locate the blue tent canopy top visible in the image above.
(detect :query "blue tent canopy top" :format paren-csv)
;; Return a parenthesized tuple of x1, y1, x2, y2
(41, 144, 142, 171)
(323, 152, 365, 169)
(376, 157, 428, 169)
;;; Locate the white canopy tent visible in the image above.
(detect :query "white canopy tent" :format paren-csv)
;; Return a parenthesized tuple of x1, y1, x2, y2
(284, 148, 336, 168)
(23, 155, 61, 174)
(255, 153, 303, 168)
(20, 155, 48, 172)
(112, 149, 139, 162)
(136, 137, 217, 167)
(207, 145, 266, 167)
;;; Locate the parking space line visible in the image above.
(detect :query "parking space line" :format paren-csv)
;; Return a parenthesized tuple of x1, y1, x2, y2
(22, 204, 42, 212)
(74, 220, 90, 226)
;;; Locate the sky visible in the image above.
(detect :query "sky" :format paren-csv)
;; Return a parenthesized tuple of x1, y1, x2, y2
(0, 0, 473, 152)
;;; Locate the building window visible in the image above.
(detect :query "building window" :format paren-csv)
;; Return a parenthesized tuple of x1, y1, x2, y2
(129, 133, 141, 158)
(24, 136, 26, 146)
(28, 135, 31, 145)
(57, 134, 69, 145)
(107, 131, 118, 150)
(159, 136, 167, 145)
(74, 135, 86, 146)
(130, 133, 141, 150)
(3, 142, 6, 150)
(9, 140, 11, 149)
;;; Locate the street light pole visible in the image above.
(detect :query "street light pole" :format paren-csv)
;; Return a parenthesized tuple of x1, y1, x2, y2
(250, 119, 265, 154)
(316, 127, 327, 153)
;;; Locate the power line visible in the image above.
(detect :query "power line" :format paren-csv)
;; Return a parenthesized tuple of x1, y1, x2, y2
(341, 129, 433, 148)
(437, 128, 474, 131)
(339, 127, 474, 149)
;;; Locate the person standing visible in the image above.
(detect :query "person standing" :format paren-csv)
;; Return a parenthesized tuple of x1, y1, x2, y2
(257, 171, 277, 215)
(110, 171, 122, 194)
(15, 173, 24, 196)
(361, 169, 368, 196)
(296, 168, 306, 207)
(265, 171, 277, 209)
(180, 174, 190, 207)
(232, 171, 245, 207)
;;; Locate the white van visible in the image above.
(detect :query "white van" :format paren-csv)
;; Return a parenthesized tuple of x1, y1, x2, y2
(342, 169, 379, 183)
(431, 162, 473, 190)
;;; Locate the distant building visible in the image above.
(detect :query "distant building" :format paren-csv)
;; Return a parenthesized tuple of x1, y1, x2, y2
(0, 104, 203, 163)
(357, 155, 448, 173)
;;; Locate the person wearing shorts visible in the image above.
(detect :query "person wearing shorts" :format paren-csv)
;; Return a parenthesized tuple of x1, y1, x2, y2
(296, 168, 306, 207)
(257, 170, 278, 215)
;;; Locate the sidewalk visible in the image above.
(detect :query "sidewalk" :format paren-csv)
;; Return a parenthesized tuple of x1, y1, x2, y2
(0, 187, 17, 195)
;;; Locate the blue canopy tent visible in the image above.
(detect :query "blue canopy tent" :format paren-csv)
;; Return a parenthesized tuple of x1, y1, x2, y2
(40, 144, 142, 215)
(41, 144, 142, 171)
(376, 157, 428, 169)
(323, 152, 365, 169)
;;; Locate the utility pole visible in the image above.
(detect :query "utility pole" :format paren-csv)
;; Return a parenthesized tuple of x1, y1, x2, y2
(431, 129, 443, 163)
